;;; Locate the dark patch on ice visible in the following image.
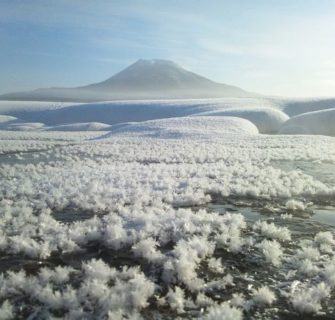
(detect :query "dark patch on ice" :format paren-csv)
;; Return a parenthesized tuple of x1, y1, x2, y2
(0, 256, 45, 274)
(52, 207, 97, 223)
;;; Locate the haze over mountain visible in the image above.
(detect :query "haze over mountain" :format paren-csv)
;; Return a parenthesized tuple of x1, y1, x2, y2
(0, 59, 252, 102)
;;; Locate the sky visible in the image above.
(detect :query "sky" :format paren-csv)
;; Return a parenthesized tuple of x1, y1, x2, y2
(1, 0, 335, 97)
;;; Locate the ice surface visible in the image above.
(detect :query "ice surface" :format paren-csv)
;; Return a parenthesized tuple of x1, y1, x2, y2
(282, 98, 335, 116)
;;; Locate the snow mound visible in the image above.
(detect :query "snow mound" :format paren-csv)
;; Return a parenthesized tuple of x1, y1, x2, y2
(0, 115, 19, 124)
(101, 116, 259, 139)
(3, 122, 46, 131)
(279, 108, 335, 136)
(195, 107, 289, 133)
(0, 115, 23, 130)
(47, 122, 112, 131)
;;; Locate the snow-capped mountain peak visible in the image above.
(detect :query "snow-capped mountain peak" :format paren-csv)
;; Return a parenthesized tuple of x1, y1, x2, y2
(0, 59, 252, 102)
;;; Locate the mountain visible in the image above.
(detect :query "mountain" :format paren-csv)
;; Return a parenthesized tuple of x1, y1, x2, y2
(0, 59, 253, 102)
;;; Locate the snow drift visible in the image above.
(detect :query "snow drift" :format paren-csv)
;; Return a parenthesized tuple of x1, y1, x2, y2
(0, 115, 19, 124)
(0, 114, 46, 131)
(0, 115, 23, 130)
(101, 116, 259, 139)
(4, 122, 46, 131)
(47, 122, 112, 131)
(280, 108, 335, 136)
(195, 107, 289, 133)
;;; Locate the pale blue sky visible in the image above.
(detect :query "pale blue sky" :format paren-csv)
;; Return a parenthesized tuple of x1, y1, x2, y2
(1, 0, 335, 97)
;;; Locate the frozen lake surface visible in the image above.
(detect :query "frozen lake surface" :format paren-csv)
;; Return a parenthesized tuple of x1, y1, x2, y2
(0, 129, 335, 319)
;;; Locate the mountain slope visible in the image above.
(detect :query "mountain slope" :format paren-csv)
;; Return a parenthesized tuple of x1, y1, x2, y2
(0, 59, 253, 102)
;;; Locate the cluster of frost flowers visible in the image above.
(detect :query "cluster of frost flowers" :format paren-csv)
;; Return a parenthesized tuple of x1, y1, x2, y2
(290, 282, 331, 314)
(0, 260, 155, 319)
(0, 129, 334, 318)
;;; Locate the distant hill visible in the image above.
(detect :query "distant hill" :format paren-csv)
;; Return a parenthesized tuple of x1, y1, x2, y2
(0, 59, 253, 102)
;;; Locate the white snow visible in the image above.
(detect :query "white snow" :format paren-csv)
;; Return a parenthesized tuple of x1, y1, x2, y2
(0, 98, 279, 126)
(0, 97, 334, 138)
(280, 108, 335, 136)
